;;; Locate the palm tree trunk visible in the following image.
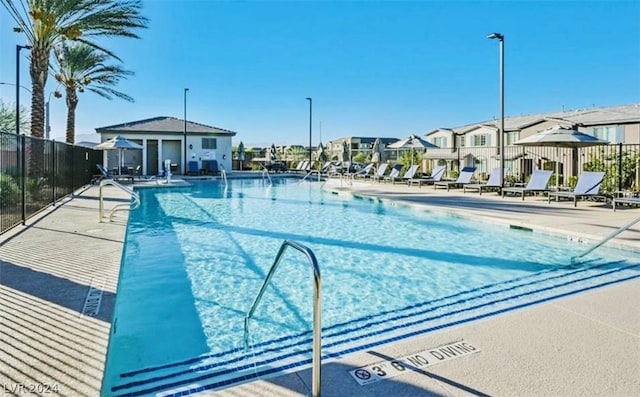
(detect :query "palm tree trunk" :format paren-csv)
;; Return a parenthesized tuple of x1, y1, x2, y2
(29, 46, 48, 138)
(65, 89, 78, 144)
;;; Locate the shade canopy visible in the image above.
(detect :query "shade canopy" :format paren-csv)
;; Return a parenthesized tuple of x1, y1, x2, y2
(513, 125, 609, 148)
(387, 134, 438, 149)
(95, 135, 143, 150)
(514, 125, 609, 189)
(96, 136, 143, 175)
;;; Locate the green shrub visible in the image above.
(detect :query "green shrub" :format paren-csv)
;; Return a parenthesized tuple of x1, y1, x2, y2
(0, 173, 21, 206)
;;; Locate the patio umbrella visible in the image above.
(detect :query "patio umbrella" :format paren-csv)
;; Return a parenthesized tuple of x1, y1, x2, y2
(340, 141, 349, 162)
(387, 134, 438, 166)
(371, 137, 384, 164)
(316, 142, 326, 162)
(513, 125, 609, 188)
(238, 141, 245, 170)
(95, 135, 143, 175)
(270, 143, 277, 163)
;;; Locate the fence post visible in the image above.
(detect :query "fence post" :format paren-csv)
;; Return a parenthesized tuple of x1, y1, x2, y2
(618, 142, 623, 191)
(21, 134, 26, 225)
(52, 140, 56, 205)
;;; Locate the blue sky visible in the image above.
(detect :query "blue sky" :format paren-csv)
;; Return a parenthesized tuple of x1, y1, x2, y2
(1, 0, 639, 147)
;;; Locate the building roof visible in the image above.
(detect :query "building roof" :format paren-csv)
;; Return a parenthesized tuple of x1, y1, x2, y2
(95, 116, 237, 136)
(426, 103, 640, 136)
(327, 137, 399, 145)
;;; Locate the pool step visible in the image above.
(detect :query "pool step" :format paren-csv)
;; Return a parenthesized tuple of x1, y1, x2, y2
(110, 260, 639, 397)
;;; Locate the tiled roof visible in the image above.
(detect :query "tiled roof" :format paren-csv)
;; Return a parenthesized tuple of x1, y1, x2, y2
(96, 116, 237, 135)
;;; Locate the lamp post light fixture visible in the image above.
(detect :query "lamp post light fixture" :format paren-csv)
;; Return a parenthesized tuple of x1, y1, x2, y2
(306, 97, 312, 167)
(184, 87, 189, 175)
(487, 32, 505, 188)
(16, 44, 32, 135)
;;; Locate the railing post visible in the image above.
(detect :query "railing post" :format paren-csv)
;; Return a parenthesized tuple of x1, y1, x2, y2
(244, 240, 321, 397)
(21, 134, 26, 225)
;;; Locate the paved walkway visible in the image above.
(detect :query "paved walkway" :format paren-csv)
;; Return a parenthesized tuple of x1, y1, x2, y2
(0, 178, 638, 396)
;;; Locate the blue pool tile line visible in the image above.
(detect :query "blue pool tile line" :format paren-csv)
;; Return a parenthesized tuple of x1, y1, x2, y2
(110, 264, 639, 396)
(119, 262, 595, 378)
(120, 273, 640, 397)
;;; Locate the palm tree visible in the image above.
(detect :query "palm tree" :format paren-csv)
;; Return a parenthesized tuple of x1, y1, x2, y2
(1, 0, 147, 138)
(54, 43, 133, 143)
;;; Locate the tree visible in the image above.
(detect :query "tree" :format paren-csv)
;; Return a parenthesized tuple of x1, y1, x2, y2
(1, 0, 147, 138)
(0, 98, 30, 134)
(53, 43, 133, 143)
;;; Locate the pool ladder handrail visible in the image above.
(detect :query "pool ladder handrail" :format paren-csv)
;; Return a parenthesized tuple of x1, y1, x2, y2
(219, 164, 228, 187)
(243, 239, 321, 397)
(301, 169, 322, 182)
(571, 214, 640, 264)
(98, 179, 140, 222)
(260, 164, 272, 186)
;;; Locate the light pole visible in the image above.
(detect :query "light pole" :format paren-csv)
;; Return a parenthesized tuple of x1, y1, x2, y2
(16, 44, 32, 135)
(46, 90, 56, 140)
(306, 97, 312, 167)
(184, 87, 189, 175)
(488, 32, 504, 188)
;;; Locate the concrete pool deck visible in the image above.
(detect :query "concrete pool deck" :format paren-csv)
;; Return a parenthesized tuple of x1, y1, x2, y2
(0, 178, 638, 396)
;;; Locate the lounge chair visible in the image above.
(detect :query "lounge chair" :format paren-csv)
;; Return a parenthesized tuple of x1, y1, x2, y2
(502, 170, 553, 200)
(390, 164, 418, 184)
(96, 164, 134, 184)
(463, 167, 506, 195)
(547, 171, 605, 207)
(613, 196, 640, 211)
(187, 161, 200, 176)
(434, 167, 476, 191)
(408, 165, 446, 187)
(353, 163, 375, 179)
(202, 159, 220, 175)
(382, 164, 403, 183)
(370, 163, 389, 182)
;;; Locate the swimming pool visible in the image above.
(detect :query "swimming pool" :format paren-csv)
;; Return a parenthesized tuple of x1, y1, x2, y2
(103, 178, 639, 396)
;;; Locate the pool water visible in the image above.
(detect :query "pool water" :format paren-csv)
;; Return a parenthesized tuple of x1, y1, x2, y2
(103, 178, 639, 396)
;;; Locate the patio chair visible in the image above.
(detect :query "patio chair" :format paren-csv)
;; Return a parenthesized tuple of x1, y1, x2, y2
(202, 159, 220, 175)
(390, 164, 418, 184)
(613, 196, 640, 211)
(548, 171, 605, 207)
(502, 169, 553, 200)
(353, 163, 375, 179)
(187, 161, 200, 176)
(463, 167, 506, 195)
(382, 164, 403, 183)
(408, 165, 446, 187)
(95, 164, 134, 184)
(434, 167, 476, 191)
(370, 163, 389, 182)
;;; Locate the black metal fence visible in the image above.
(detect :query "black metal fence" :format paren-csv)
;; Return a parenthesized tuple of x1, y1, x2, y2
(0, 130, 102, 235)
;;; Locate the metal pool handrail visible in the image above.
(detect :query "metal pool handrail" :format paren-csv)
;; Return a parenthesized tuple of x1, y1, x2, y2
(243, 239, 322, 397)
(98, 179, 140, 222)
(571, 214, 640, 264)
(219, 164, 228, 187)
(260, 164, 272, 185)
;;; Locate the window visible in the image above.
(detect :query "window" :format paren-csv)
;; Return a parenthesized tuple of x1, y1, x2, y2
(591, 126, 620, 143)
(456, 135, 466, 148)
(472, 134, 488, 146)
(506, 131, 519, 145)
(202, 138, 217, 149)
(433, 137, 447, 148)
